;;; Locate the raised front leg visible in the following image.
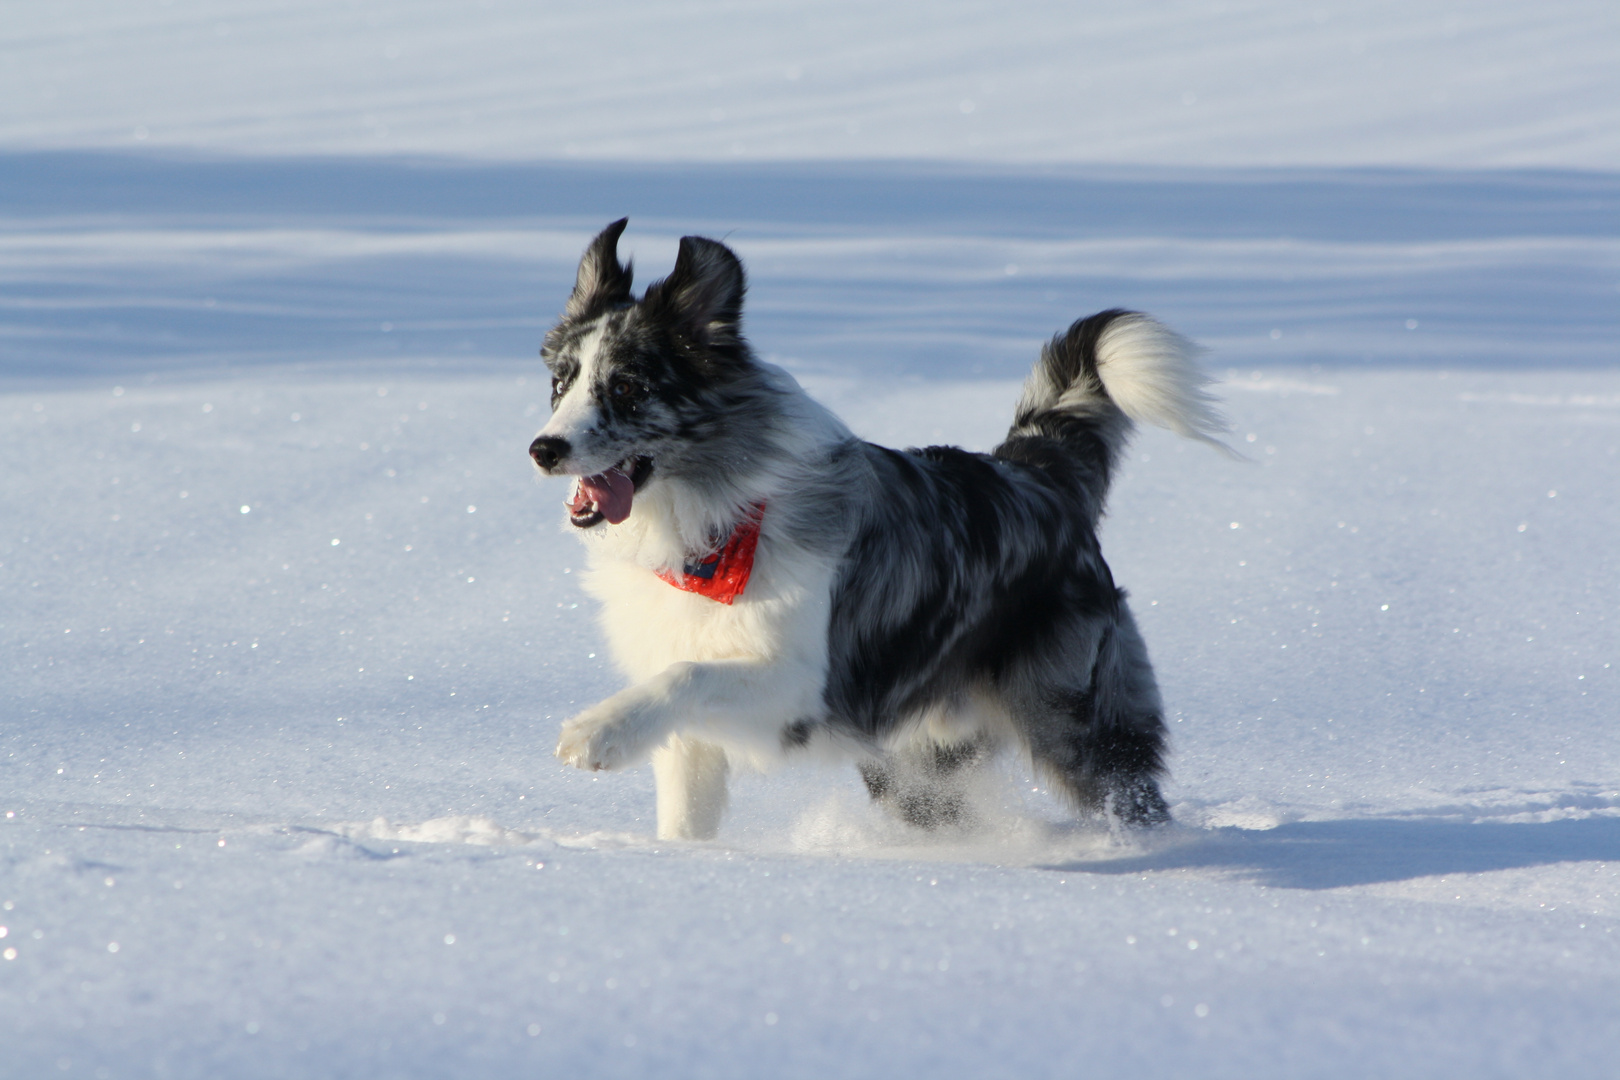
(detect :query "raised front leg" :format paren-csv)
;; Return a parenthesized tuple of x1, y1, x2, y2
(554, 658, 823, 773)
(651, 735, 730, 840)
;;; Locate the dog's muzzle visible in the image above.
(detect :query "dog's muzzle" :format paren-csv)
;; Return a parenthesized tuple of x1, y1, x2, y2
(530, 435, 570, 472)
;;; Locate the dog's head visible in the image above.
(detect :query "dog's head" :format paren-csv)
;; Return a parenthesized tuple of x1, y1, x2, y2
(529, 219, 752, 528)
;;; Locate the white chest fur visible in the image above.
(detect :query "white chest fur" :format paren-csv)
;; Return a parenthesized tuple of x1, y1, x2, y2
(584, 528, 833, 681)
(572, 518, 838, 769)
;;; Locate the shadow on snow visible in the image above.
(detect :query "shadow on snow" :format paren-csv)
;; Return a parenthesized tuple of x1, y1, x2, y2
(1050, 815, 1620, 890)
(4, 150, 1618, 383)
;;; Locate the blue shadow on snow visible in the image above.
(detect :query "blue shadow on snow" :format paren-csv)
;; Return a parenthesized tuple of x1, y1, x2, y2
(1050, 815, 1620, 890)
(4, 150, 1618, 382)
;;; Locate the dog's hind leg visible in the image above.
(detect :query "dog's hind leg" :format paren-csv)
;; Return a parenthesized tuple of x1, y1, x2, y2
(1017, 612, 1172, 827)
(651, 735, 730, 840)
(860, 736, 990, 829)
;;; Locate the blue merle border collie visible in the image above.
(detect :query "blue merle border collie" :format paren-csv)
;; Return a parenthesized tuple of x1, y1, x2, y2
(529, 219, 1228, 840)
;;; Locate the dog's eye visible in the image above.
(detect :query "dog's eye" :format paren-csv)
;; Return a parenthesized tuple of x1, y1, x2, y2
(611, 380, 638, 400)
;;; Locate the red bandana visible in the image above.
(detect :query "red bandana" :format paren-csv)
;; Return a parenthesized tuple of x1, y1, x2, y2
(656, 502, 765, 605)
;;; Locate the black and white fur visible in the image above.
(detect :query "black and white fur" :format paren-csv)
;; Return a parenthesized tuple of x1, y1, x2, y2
(529, 219, 1228, 840)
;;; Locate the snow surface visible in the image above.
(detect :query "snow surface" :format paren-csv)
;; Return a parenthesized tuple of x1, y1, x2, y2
(4, 2, 1620, 1078)
(4, 1, 1620, 168)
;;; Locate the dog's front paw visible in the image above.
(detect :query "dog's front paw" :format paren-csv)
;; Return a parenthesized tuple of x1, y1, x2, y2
(555, 706, 638, 772)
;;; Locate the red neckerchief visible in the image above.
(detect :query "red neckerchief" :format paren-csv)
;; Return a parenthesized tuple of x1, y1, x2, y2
(656, 502, 765, 605)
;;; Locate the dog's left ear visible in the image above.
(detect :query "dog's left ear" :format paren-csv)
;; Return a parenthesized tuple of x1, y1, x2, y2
(643, 236, 746, 354)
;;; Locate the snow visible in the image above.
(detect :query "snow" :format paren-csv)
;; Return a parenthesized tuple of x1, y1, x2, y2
(4, 1, 1620, 168)
(4, 2, 1620, 1077)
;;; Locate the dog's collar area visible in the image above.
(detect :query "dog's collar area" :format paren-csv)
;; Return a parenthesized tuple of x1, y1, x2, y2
(656, 502, 765, 605)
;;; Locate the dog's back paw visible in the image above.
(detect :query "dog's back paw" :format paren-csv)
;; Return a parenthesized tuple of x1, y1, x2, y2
(1106, 779, 1172, 829)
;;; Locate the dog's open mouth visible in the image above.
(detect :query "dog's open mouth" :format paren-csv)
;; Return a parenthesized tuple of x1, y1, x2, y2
(566, 456, 654, 527)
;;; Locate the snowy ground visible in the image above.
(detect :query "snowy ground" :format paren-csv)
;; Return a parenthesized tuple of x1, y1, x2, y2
(4, 2, 1620, 1078)
(5, 0, 1620, 167)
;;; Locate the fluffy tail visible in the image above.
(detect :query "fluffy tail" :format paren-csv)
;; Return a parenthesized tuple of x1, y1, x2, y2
(997, 309, 1229, 516)
(1001, 309, 1230, 488)
(1012, 309, 1228, 447)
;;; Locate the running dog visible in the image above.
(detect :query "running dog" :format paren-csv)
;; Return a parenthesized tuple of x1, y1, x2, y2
(529, 219, 1228, 839)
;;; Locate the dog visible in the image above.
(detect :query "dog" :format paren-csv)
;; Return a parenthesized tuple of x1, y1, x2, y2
(529, 219, 1228, 840)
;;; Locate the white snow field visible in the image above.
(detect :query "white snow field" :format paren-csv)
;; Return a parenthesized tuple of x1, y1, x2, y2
(4, 2, 1620, 1078)
(5, 0, 1620, 168)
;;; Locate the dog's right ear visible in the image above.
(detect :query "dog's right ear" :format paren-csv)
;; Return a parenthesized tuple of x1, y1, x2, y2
(565, 218, 634, 319)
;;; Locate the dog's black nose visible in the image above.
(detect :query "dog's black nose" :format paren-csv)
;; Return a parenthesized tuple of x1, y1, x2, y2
(529, 435, 570, 471)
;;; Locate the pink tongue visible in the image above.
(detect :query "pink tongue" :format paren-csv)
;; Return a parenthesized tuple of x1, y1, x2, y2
(571, 467, 635, 524)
